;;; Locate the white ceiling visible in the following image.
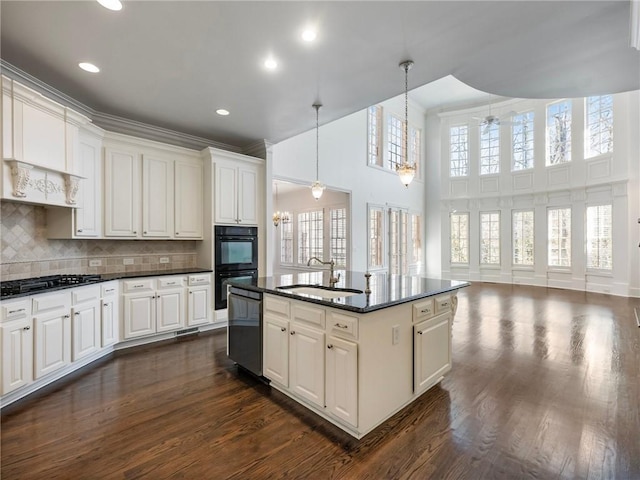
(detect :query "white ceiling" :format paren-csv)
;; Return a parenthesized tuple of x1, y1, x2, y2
(1, 1, 638, 150)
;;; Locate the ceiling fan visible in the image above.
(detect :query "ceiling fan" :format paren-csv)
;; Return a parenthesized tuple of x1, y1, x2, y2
(472, 97, 519, 134)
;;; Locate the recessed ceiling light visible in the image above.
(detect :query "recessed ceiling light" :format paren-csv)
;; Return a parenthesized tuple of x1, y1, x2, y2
(79, 62, 100, 73)
(301, 29, 317, 42)
(264, 57, 278, 70)
(216, 109, 230, 116)
(96, 0, 122, 11)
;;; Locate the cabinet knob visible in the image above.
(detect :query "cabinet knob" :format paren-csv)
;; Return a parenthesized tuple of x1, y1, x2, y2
(290, 331, 295, 335)
(417, 330, 423, 335)
(280, 327, 286, 332)
(189, 291, 193, 294)
(103, 303, 109, 307)
(23, 325, 30, 331)
(144, 231, 147, 234)
(64, 314, 70, 319)
(327, 344, 333, 349)
(133, 231, 137, 234)
(75, 312, 80, 316)
(77, 229, 83, 233)
(176, 232, 179, 235)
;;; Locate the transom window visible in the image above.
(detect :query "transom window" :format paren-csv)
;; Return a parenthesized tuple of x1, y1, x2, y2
(512, 111, 534, 171)
(387, 114, 405, 171)
(585, 95, 613, 158)
(367, 105, 383, 166)
(450, 212, 469, 264)
(546, 100, 572, 165)
(298, 210, 323, 265)
(450, 125, 469, 177)
(586, 204, 612, 270)
(480, 122, 500, 175)
(480, 212, 500, 265)
(548, 208, 571, 267)
(330, 208, 347, 268)
(513, 210, 534, 266)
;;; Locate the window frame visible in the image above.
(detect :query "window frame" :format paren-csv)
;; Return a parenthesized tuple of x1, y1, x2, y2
(297, 209, 324, 267)
(511, 110, 535, 171)
(585, 203, 613, 272)
(479, 211, 501, 266)
(512, 209, 535, 267)
(449, 124, 469, 178)
(479, 122, 500, 175)
(545, 99, 572, 166)
(450, 211, 470, 265)
(584, 95, 614, 159)
(547, 206, 572, 269)
(367, 204, 386, 271)
(367, 105, 383, 167)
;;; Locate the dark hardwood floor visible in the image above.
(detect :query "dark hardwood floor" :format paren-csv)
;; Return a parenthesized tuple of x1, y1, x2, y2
(2, 283, 639, 479)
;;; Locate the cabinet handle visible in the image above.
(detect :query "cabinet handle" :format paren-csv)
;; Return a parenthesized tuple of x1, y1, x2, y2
(64, 314, 70, 319)
(23, 326, 30, 331)
(280, 327, 286, 332)
(334, 323, 349, 329)
(77, 229, 83, 233)
(189, 291, 193, 294)
(440, 301, 449, 308)
(9, 308, 25, 314)
(420, 308, 431, 314)
(75, 312, 80, 316)
(133, 284, 144, 288)
(327, 344, 333, 349)
(105, 289, 115, 294)
(144, 231, 147, 234)
(417, 330, 423, 335)
(103, 303, 110, 307)
(176, 232, 179, 235)
(133, 231, 137, 234)
(290, 331, 295, 335)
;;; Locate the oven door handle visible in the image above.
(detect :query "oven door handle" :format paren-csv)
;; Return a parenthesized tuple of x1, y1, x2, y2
(219, 236, 256, 242)
(218, 271, 257, 278)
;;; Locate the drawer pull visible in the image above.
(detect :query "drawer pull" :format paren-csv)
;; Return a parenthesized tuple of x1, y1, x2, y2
(64, 314, 70, 319)
(75, 312, 80, 316)
(290, 331, 295, 335)
(105, 288, 115, 294)
(334, 323, 349, 329)
(23, 325, 30, 331)
(420, 308, 431, 314)
(417, 330, 424, 335)
(9, 308, 26, 314)
(280, 327, 286, 332)
(327, 344, 334, 349)
(166, 282, 176, 285)
(133, 284, 144, 288)
(440, 301, 449, 308)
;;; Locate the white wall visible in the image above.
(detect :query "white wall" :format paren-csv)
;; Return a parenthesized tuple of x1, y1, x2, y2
(270, 96, 426, 272)
(426, 91, 640, 297)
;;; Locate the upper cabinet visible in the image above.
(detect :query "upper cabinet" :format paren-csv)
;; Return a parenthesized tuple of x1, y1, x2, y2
(174, 159, 203, 238)
(214, 161, 259, 225)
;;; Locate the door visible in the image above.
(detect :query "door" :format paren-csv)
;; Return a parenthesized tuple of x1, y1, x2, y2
(1, 318, 33, 395)
(72, 301, 101, 361)
(187, 286, 210, 326)
(174, 160, 203, 238)
(123, 293, 155, 338)
(156, 290, 184, 332)
(326, 336, 358, 427)
(263, 315, 289, 387)
(238, 166, 258, 225)
(74, 136, 101, 237)
(34, 311, 71, 379)
(104, 147, 140, 237)
(414, 312, 452, 394)
(214, 163, 238, 224)
(101, 298, 118, 347)
(289, 323, 325, 408)
(142, 155, 173, 238)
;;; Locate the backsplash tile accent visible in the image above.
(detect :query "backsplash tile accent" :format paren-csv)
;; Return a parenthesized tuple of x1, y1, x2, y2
(1, 202, 199, 280)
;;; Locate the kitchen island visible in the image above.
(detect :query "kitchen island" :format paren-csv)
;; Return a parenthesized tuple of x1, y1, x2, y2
(229, 271, 469, 439)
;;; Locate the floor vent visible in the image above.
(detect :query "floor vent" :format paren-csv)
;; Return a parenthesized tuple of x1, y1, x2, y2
(176, 327, 199, 337)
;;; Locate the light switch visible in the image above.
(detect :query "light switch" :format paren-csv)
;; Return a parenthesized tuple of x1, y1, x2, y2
(392, 325, 400, 345)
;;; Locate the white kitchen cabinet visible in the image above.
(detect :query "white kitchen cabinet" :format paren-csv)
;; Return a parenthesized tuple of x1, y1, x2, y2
(326, 335, 358, 428)
(71, 285, 101, 361)
(101, 282, 119, 347)
(263, 314, 289, 387)
(104, 146, 140, 237)
(33, 291, 72, 379)
(142, 154, 173, 238)
(156, 289, 184, 332)
(123, 292, 155, 338)
(0, 299, 33, 395)
(187, 286, 210, 326)
(214, 162, 259, 225)
(289, 322, 325, 409)
(413, 312, 452, 395)
(174, 159, 203, 238)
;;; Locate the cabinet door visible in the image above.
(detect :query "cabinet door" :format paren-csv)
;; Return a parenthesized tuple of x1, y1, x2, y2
(263, 315, 289, 387)
(74, 135, 102, 237)
(123, 294, 155, 338)
(72, 301, 101, 361)
(156, 290, 184, 332)
(289, 323, 325, 408)
(142, 155, 173, 238)
(101, 298, 118, 347)
(414, 312, 452, 394)
(237, 166, 258, 225)
(104, 147, 140, 237)
(175, 160, 203, 238)
(187, 286, 210, 326)
(1, 318, 33, 395)
(214, 164, 238, 224)
(326, 336, 358, 427)
(34, 311, 71, 379)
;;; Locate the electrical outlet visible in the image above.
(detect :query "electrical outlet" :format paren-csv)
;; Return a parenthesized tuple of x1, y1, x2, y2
(392, 325, 400, 345)
(89, 259, 102, 267)
(159, 257, 170, 264)
(123, 258, 134, 265)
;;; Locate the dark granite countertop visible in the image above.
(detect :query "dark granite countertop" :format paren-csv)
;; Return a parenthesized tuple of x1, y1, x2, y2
(228, 270, 469, 313)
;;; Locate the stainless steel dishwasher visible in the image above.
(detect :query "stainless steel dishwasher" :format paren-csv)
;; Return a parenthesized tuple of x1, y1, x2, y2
(227, 286, 263, 377)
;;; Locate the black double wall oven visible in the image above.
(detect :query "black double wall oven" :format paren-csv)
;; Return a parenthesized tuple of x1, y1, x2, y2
(214, 225, 258, 310)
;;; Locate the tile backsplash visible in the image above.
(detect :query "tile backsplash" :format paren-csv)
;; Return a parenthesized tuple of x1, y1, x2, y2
(1, 202, 199, 281)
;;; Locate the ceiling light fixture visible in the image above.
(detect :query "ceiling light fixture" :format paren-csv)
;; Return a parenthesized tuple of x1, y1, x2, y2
(396, 60, 416, 187)
(310, 103, 325, 200)
(96, 0, 122, 11)
(301, 29, 317, 42)
(264, 57, 278, 70)
(216, 109, 230, 116)
(78, 62, 100, 73)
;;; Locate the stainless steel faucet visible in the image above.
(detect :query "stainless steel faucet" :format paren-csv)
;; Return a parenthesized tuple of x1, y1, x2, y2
(307, 257, 341, 287)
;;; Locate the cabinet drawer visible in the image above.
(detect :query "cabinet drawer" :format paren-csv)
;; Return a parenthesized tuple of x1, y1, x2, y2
(157, 276, 186, 289)
(123, 279, 155, 293)
(292, 303, 325, 329)
(71, 285, 101, 305)
(101, 282, 119, 297)
(188, 274, 210, 286)
(413, 299, 434, 323)
(435, 294, 452, 314)
(1, 299, 31, 322)
(32, 291, 71, 314)
(327, 311, 358, 340)
(264, 295, 290, 319)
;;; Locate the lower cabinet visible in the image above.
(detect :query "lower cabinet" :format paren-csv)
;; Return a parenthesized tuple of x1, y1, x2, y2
(187, 285, 211, 326)
(101, 282, 119, 347)
(156, 289, 184, 333)
(1, 299, 33, 395)
(263, 314, 289, 386)
(325, 336, 358, 427)
(413, 312, 452, 394)
(71, 285, 101, 362)
(33, 292, 72, 379)
(123, 292, 156, 338)
(289, 323, 325, 408)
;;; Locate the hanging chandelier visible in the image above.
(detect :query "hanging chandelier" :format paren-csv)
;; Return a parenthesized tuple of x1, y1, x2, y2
(396, 60, 416, 187)
(272, 182, 290, 227)
(310, 103, 325, 200)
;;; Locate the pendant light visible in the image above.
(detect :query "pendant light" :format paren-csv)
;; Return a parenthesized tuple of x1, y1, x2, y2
(396, 60, 416, 187)
(310, 103, 325, 200)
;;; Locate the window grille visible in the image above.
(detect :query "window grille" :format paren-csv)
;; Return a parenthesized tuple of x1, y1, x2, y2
(548, 208, 571, 267)
(546, 101, 572, 165)
(450, 212, 469, 264)
(512, 111, 534, 170)
(450, 125, 469, 177)
(480, 212, 500, 264)
(513, 210, 535, 265)
(585, 95, 613, 158)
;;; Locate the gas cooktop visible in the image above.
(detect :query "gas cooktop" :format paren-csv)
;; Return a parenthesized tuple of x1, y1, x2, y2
(1, 274, 103, 298)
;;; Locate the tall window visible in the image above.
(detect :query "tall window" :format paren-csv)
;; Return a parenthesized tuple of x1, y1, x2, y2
(410, 214, 422, 269)
(480, 122, 500, 174)
(368, 206, 384, 269)
(330, 208, 347, 268)
(280, 220, 293, 264)
(409, 126, 421, 175)
(450, 125, 469, 177)
(512, 111, 534, 170)
(298, 210, 323, 265)
(450, 212, 469, 264)
(546, 100, 572, 165)
(387, 114, 404, 171)
(548, 208, 571, 267)
(367, 105, 382, 166)
(586, 205, 612, 270)
(480, 212, 500, 265)
(389, 209, 408, 274)
(513, 210, 534, 265)
(585, 95, 613, 158)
